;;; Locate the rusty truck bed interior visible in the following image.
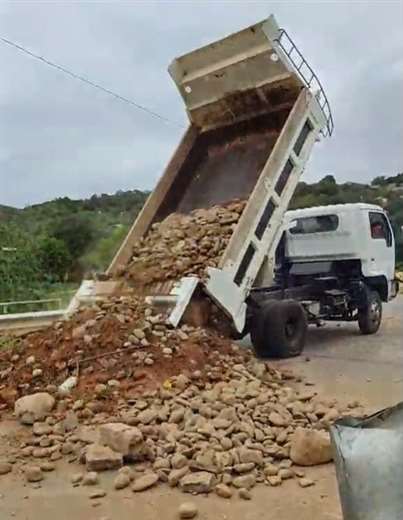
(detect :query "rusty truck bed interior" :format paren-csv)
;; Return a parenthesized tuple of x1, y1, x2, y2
(154, 85, 300, 223)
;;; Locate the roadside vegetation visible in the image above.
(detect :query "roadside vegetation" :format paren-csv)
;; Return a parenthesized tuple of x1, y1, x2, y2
(0, 175, 402, 312)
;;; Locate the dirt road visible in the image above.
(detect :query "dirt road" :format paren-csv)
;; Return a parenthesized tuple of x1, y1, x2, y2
(1, 296, 402, 520)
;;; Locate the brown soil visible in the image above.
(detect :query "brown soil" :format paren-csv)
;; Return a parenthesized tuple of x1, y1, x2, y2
(0, 296, 247, 413)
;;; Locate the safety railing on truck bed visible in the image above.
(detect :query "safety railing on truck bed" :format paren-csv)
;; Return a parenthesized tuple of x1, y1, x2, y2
(274, 28, 334, 137)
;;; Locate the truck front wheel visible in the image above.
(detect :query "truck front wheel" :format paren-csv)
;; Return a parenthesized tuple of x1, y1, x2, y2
(251, 299, 307, 358)
(358, 290, 382, 334)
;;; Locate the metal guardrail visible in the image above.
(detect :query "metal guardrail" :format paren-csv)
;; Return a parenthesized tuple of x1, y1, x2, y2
(275, 28, 334, 137)
(0, 289, 77, 315)
(0, 298, 63, 314)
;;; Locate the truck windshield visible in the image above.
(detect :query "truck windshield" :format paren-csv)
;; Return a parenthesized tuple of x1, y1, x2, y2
(290, 214, 339, 234)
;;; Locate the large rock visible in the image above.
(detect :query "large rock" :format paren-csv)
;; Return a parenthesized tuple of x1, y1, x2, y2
(178, 502, 198, 519)
(99, 423, 146, 460)
(215, 483, 233, 498)
(77, 425, 99, 444)
(85, 444, 123, 471)
(14, 393, 55, 425)
(290, 427, 333, 466)
(137, 409, 157, 425)
(268, 411, 287, 427)
(168, 466, 189, 487)
(238, 448, 263, 466)
(131, 472, 159, 492)
(33, 422, 52, 436)
(180, 471, 216, 494)
(82, 471, 99, 486)
(25, 465, 43, 482)
(232, 473, 256, 489)
(114, 473, 131, 490)
(0, 462, 12, 475)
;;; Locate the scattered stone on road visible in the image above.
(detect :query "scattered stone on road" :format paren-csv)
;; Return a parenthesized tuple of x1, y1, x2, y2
(290, 428, 333, 466)
(85, 444, 123, 471)
(0, 463, 12, 475)
(24, 466, 43, 483)
(71, 473, 84, 484)
(89, 489, 107, 499)
(178, 502, 198, 519)
(215, 483, 233, 498)
(131, 472, 159, 492)
(299, 478, 315, 488)
(82, 472, 99, 486)
(39, 462, 55, 472)
(239, 488, 252, 500)
(99, 423, 145, 460)
(14, 393, 55, 425)
(114, 473, 131, 490)
(180, 472, 216, 494)
(232, 473, 256, 489)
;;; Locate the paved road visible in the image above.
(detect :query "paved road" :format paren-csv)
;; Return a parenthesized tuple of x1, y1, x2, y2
(274, 295, 403, 410)
(0, 296, 402, 520)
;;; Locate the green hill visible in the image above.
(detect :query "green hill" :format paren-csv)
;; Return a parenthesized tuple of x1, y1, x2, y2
(0, 174, 402, 306)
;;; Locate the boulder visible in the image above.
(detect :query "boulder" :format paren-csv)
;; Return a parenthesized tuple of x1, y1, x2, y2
(137, 409, 157, 425)
(85, 444, 123, 471)
(168, 466, 189, 487)
(0, 462, 12, 475)
(99, 423, 146, 460)
(131, 472, 159, 492)
(268, 411, 286, 427)
(299, 477, 315, 487)
(215, 483, 233, 498)
(290, 427, 333, 466)
(171, 453, 188, 470)
(238, 448, 263, 466)
(232, 473, 256, 489)
(14, 393, 55, 425)
(114, 473, 131, 490)
(82, 471, 99, 486)
(178, 502, 198, 519)
(180, 471, 216, 494)
(25, 465, 43, 482)
(239, 488, 252, 500)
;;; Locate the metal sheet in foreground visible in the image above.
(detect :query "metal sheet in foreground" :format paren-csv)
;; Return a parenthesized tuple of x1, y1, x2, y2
(330, 402, 403, 520)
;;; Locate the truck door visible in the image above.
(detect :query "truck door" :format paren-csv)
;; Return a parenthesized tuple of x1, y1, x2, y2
(367, 211, 395, 298)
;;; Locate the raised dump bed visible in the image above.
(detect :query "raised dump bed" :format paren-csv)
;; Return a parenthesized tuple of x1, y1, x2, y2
(102, 15, 333, 332)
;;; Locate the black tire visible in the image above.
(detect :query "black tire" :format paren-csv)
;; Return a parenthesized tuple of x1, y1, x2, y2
(250, 300, 278, 355)
(358, 290, 382, 334)
(251, 299, 307, 358)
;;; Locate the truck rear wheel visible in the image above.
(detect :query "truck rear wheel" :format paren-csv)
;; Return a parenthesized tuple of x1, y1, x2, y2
(358, 290, 382, 334)
(251, 299, 307, 358)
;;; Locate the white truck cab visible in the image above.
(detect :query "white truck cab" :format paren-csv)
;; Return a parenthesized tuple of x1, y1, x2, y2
(248, 202, 398, 359)
(285, 203, 397, 300)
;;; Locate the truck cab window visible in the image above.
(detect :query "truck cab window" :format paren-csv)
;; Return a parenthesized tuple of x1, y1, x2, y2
(369, 212, 392, 246)
(290, 214, 339, 234)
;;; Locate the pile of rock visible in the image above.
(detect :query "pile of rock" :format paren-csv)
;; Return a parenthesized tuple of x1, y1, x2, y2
(6, 359, 361, 499)
(0, 295, 240, 408)
(122, 199, 246, 286)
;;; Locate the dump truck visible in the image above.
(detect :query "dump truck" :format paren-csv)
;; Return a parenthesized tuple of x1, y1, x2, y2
(77, 15, 397, 358)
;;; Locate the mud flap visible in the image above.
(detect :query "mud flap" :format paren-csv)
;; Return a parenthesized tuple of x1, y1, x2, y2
(330, 402, 403, 520)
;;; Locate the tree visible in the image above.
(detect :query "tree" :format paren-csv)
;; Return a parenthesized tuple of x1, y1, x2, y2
(0, 223, 43, 303)
(52, 214, 94, 259)
(319, 174, 336, 185)
(372, 176, 387, 186)
(317, 175, 338, 196)
(37, 236, 72, 282)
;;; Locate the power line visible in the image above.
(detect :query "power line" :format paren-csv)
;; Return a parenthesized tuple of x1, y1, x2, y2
(0, 35, 184, 128)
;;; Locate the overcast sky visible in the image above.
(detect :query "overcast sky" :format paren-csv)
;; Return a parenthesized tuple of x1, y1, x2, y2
(1, 1, 402, 208)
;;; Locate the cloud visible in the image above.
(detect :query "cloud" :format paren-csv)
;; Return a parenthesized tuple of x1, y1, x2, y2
(1, 1, 402, 207)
